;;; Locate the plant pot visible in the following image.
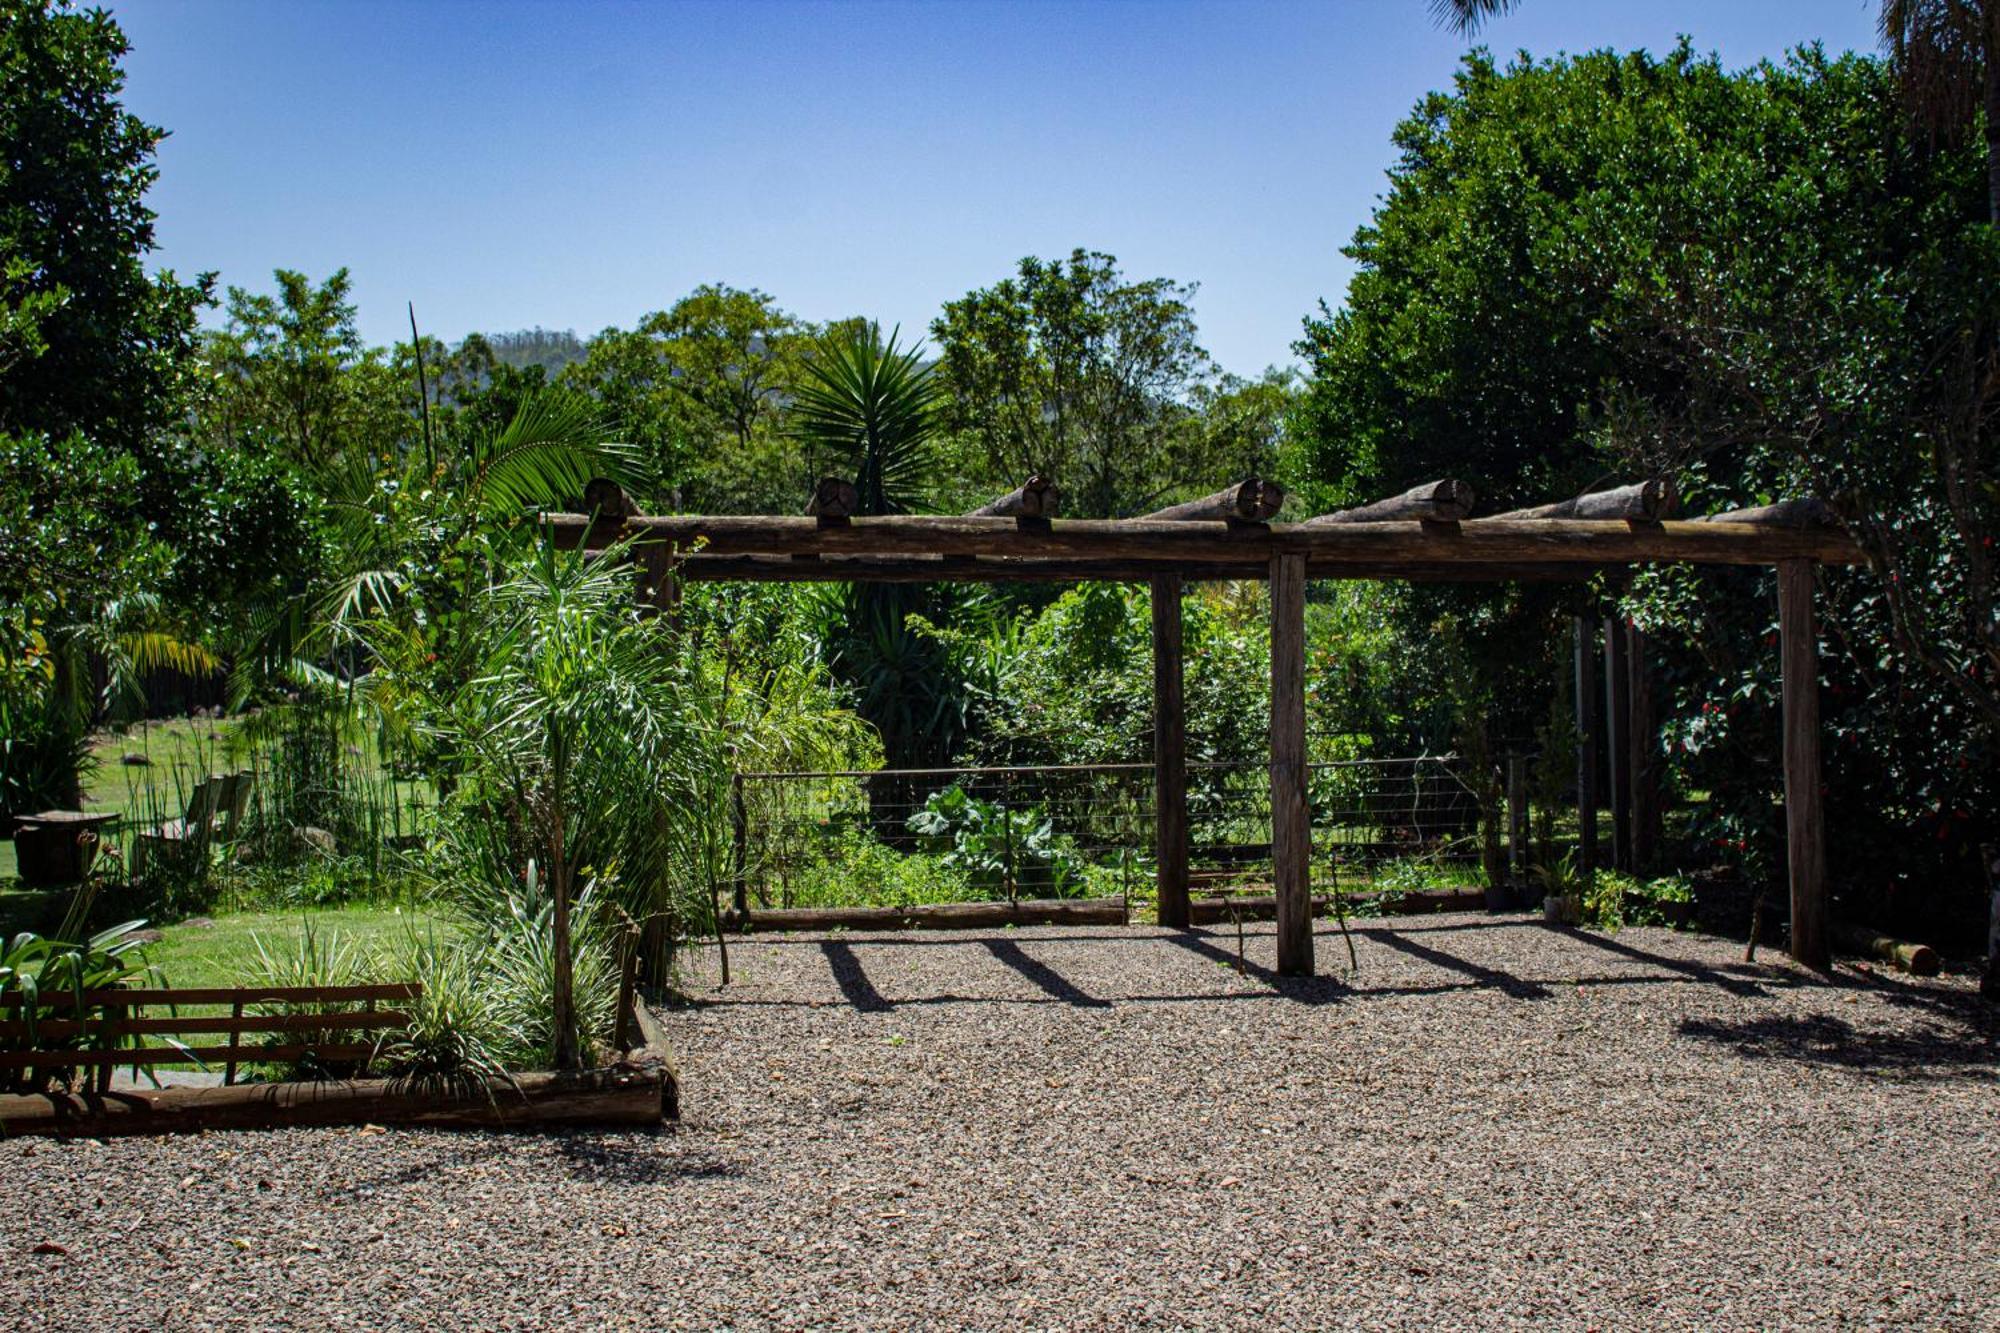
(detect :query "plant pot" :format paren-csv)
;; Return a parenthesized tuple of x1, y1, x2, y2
(1543, 892, 1583, 927)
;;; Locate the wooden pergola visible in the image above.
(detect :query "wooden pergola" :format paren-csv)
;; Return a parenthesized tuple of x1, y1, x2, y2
(549, 476, 1863, 977)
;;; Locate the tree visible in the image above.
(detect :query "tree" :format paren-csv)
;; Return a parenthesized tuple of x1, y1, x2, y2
(562, 285, 804, 511)
(0, 0, 210, 456)
(930, 250, 1217, 517)
(203, 269, 406, 470)
(1296, 42, 1998, 919)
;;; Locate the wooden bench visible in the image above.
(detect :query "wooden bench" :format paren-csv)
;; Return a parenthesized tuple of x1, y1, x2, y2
(0, 983, 419, 1093)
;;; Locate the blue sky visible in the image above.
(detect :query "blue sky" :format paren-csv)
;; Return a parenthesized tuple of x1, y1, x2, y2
(109, 1, 1880, 374)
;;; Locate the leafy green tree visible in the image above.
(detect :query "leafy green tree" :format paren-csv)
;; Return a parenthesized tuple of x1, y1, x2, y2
(202, 269, 407, 470)
(0, 0, 210, 457)
(1296, 42, 1998, 911)
(563, 285, 804, 511)
(930, 250, 1220, 517)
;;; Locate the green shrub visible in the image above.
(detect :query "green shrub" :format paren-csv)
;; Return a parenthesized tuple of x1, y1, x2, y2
(907, 784, 1085, 897)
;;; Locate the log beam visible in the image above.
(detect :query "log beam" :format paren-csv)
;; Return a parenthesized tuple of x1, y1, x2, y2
(669, 555, 1606, 584)
(1499, 478, 1678, 522)
(721, 897, 1128, 932)
(0, 1063, 673, 1138)
(1304, 478, 1475, 525)
(1152, 573, 1190, 929)
(1145, 478, 1286, 524)
(1696, 498, 1842, 529)
(546, 513, 1863, 566)
(1270, 552, 1313, 976)
(1779, 558, 1829, 969)
(969, 476, 1059, 519)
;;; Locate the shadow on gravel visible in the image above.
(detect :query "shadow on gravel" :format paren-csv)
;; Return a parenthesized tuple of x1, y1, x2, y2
(1356, 927, 1551, 1000)
(1677, 1012, 2000, 1079)
(556, 1137, 744, 1185)
(1556, 926, 1773, 998)
(821, 940, 894, 1012)
(983, 940, 1112, 1008)
(1162, 930, 1347, 1004)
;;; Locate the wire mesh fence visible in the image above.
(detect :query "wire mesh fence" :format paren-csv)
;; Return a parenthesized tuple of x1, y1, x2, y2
(732, 754, 1485, 913)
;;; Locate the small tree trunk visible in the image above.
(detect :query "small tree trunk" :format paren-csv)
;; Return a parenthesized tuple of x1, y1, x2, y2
(550, 790, 579, 1072)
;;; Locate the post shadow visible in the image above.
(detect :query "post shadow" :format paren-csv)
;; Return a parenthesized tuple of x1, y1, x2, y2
(1357, 926, 1551, 1000)
(983, 939, 1112, 1009)
(819, 939, 894, 1013)
(1557, 926, 1768, 998)
(1162, 929, 1345, 1005)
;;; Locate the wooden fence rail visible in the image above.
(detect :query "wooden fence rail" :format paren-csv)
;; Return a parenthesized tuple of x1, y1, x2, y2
(0, 983, 420, 1090)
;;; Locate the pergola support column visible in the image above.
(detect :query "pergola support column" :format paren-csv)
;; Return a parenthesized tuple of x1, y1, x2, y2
(1604, 614, 1632, 871)
(1270, 553, 1313, 976)
(1779, 559, 1829, 969)
(1573, 616, 1600, 881)
(1151, 573, 1189, 930)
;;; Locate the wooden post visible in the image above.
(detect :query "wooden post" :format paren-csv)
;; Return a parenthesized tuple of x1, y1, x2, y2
(1506, 754, 1528, 883)
(1270, 553, 1313, 976)
(1779, 558, 1829, 969)
(1151, 573, 1190, 929)
(1573, 616, 1599, 880)
(1980, 844, 1998, 999)
(1603, 615, 1632, 872)
(1627, 623, 1661, 869)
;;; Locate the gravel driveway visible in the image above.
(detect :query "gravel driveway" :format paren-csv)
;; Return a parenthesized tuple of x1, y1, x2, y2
(3, 914, 1996, 1330)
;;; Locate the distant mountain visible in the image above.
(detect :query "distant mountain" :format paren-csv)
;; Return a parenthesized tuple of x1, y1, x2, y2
(474, 327, 588, 374)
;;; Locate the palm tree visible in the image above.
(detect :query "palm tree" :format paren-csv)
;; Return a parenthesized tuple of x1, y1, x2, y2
(1431, 0, 1518, 34)
(787, 322, 940, 516)
(788, 324, 962, 827)
(1881, 0, 2000, 223)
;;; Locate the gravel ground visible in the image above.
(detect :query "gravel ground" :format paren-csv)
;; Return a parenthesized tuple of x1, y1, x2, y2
(3, 913, 1997, 1331)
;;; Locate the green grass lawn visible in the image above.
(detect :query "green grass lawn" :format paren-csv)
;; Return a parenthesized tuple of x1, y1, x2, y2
(137, 903, 451, 990)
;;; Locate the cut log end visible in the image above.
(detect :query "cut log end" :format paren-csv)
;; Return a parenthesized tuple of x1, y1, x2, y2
(806, 477, 860, 519)
(1146, 478, 1287, 524)
(584, 478, 640, 520)
(1306, 478, 1477, 525)
(969, 475, 1060, 519)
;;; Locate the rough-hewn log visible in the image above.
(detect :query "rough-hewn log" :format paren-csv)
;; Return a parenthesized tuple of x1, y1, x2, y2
(1304, 479, 1475, 525)
(1696, 498, 1842, 529)
(0, 1063, 672, 1139)
(1146, 478, 1286, 524)
(1270, 552, 1313, 977)
(1152, 573, 1190, 930)
(584, 477, 641, 520)
(1499, 478, 1678, 522)
(670, 555, 1606, 584)
(1833, 922, 1940, 977)
(1780, 558, 1829, 970)
(969, 476, 1058, 519)
(806, 477, 860, 519)
(545, 513, 1863, 567)
(720, 897, 1128, 932)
